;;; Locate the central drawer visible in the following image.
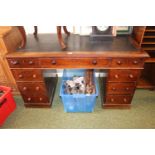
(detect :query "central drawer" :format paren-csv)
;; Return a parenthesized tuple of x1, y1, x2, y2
(11, 69, 43, 81)
(39, 57, 110, 68)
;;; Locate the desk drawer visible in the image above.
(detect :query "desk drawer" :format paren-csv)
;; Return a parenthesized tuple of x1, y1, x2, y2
(11, 69, 43, 81)
(108, 69, 141, 82)
(111, 58, 144, 68)
(17, 82, 47, 95)
(22, 94, 49, 103)
(7, 58, 39, 68)
(106, 82, 136, 95)
(105, 95, 133, 104)
(39, 58, 110, 68)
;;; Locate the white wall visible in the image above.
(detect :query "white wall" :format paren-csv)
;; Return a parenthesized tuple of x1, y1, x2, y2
(23, 26, 127, 36)
(24, 26, 74, 34)
(24, 26, 93, 35)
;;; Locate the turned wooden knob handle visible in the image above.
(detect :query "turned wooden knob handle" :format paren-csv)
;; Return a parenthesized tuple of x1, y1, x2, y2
(112, 87, 116, 91)
(123, 98, 127, 103)
(110, 98, 114, 102)
(117, 60, 122, 65)
(23, 87, 27, 91)
(36, 86, 40, 90)
(39, 97, 43, 101)
(11, 60, 19, 65)
(18, 74, 23, 78)
(33, 74, 37, 78)
(114, 74, 119, 79)
(27, 97, 31, 101)
(92, 60, 97, 65)
(51, 59, 56, 65)
(126, 87, 129, 91)
(28, 60, 34, 65)
(133, 60, 138, 64)
(129, 74, 134, 79)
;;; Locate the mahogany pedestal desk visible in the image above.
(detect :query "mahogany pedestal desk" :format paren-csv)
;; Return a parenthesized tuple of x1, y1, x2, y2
(6, 34, 149, 108)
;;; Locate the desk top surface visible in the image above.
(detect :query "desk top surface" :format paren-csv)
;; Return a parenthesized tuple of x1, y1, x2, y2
(18, 34, 138, 52)
(7, 34, 149, 58)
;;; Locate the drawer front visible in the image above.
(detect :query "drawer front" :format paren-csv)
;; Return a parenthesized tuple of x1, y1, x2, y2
(39, 58, 110, 68)
(106, 82, 136, 95)
(105, 95, 133, 104)
(128, 58, 144, 67)
(111, 58, 144, 68)
(108, 69, 141, 82)
(11, 69, 43, 81)
(17, 82, 47, 95)
(111, 58, 128, 68)
(7, 58, 39, 68)
(22, 94, 49, 103)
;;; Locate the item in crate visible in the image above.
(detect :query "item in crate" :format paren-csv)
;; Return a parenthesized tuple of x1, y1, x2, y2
(85, 69, 96, 94)
(65, 80, 75, 94)
(85, 83, 96, 94)
(64, 70, 96, 95)
(73, 76, 85, 94)
(73, 76, 85, 85)
(64, 76, 85, 94)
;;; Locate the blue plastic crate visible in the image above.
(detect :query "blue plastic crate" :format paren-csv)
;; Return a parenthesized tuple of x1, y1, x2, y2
(59, 69, 98, 112)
